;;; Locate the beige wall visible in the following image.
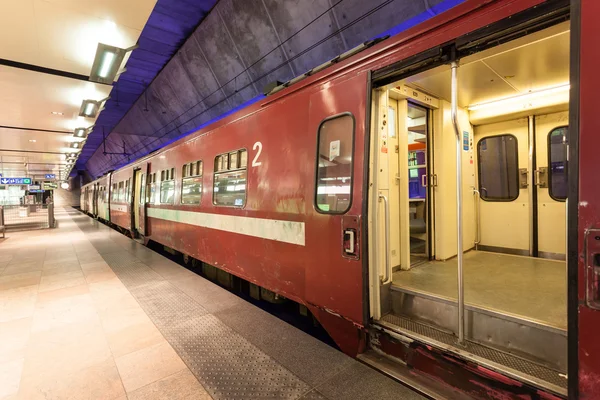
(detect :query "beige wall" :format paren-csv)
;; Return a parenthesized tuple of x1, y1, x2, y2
(433, 100, 476, 260)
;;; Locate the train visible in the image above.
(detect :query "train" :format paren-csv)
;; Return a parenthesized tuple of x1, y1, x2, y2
(79, 0, 600, 398)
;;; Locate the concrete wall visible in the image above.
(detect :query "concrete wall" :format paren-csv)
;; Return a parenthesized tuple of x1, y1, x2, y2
(85, 0, 460, 177)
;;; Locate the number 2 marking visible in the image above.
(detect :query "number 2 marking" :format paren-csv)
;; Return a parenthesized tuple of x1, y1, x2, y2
(252, 141, 262, 167)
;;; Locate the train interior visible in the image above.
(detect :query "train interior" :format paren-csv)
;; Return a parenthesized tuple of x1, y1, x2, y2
(368, 21, 570, 392)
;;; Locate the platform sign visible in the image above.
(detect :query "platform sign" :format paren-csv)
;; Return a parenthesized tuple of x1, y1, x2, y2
(42, 182, 58, 190)
(45, 174, 56, 179)
(29, 189, 44, 193)
(28, 184, 41, 190)
(0, 177, 31, 185)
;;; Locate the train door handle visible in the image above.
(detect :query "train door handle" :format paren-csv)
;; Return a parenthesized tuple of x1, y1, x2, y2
(421, 174, 427, 188)
(343, 229, 356, 255)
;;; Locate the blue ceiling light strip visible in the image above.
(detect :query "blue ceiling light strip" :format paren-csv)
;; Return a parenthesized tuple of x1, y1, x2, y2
(373, 0, 466, 40)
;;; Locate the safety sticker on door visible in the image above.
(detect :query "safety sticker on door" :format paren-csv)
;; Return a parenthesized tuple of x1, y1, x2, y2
(463, 131, 470, 151)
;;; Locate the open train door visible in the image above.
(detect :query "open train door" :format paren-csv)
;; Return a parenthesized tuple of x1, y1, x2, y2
(133, 162, 149, 237)
(573, 0, 600, 398)
(304, 72, 368, 354)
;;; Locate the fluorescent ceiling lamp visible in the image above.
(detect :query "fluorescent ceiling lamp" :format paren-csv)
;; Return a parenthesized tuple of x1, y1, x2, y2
(78, 98, 108, 118)
(61, 182, 69, 189)
(73, 127, 90, 139)
(98, 51, 116, 78)
(468, 84, 570, 111)
(89, 43, 138, 84)
(70, 142, 84, 149)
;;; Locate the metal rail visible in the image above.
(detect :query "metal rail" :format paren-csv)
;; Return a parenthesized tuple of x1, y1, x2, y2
(450, 60, 465, 345)
(379, 194, 392, 284)
(473, 188, 481, 249)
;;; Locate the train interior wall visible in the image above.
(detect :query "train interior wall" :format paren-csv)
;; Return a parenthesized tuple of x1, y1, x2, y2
(369, 20, 570, 395)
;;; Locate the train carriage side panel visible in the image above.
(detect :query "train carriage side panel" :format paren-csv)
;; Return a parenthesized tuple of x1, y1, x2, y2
(109, 168, 134, 230)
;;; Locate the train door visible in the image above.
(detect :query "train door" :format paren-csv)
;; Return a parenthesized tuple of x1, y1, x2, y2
(133, 170, 141, 233)
(535, 111, 568, 259)
(132, 163, 148, 237)
(474, 119, 530, 255)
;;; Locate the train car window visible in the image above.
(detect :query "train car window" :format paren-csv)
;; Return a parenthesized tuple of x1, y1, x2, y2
(477, 134, 519, 201)
(148, 173, 156, 204)
(182, 160, 203, 205)
(315, 114, 355, 213)
(140, 174, 146, 206)
(118, 181, 125, 202)
(548, 126, 568, 201)
(213, 149, 247, 207)
(111, 184, 117, 201)
(160, 169, 175, 204)
(125, 179, 130, 203)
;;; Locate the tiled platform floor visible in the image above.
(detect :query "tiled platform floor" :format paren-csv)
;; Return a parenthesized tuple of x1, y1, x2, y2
(0, 207, 423, 400)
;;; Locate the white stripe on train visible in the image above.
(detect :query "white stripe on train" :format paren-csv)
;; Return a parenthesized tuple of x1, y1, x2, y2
(146, 208, 306, 246)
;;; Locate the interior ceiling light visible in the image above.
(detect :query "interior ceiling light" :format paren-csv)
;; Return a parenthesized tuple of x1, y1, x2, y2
(70, 141, 84, 149)
(73, 126, 93, 139)
(78, 98, 109, 118)
(51, 111, 64, 115)
(29, 139, 36, 143)
(89, 43, 138, 85)
(467, 84, 570, 111)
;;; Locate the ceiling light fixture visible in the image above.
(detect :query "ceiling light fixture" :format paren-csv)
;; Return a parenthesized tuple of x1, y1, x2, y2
(78, 98, 109, 118)
(89, 43, 138, 84)
(51, 111, 64, 116)
(73, 126, 92, 139)
(29, 139, 36, 143)
(70, 142, 83, 149)
(467, 84, 570, 111)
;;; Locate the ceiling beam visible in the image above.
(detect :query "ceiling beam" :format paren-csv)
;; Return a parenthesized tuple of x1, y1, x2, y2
(0, 125, 71, 134)
(0, 58, 102, 84)
(0, 149, 66, 155)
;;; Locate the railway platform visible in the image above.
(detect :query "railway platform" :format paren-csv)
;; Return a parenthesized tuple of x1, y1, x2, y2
(0, 207, 423, 400)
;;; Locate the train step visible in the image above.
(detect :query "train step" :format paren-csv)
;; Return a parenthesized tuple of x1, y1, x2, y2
(388, 284, 567, 373)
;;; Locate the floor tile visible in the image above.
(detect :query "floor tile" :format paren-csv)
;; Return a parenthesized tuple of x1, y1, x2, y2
(115, 341, 187, 393)
(1, 262, 43, 276)
(38, 275, 86, 293)
(0, 317, 31, 363)
(18, 358, 125, 400)
(106, 319, 165, 358)
(0, 287, 38, 323)
(35, 283, 89, 306)
(98, 304, 153, 334)
(0, 358, 24, 399)
(23, 321, 112, 379)
(0, 271, 41, 291)
(83, 265, 117, 284)
(31, 293, 99, 333)
(128, 369, 211, 400)
(41, 260, 81, 275)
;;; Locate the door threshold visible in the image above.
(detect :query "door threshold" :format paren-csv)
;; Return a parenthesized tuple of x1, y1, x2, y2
(358, 349, 470, 400)
(372, 315, 567, 397)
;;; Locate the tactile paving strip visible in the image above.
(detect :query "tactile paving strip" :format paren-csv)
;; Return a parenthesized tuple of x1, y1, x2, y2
(380, 313, 567, 391)
(96, 244, 312, 399)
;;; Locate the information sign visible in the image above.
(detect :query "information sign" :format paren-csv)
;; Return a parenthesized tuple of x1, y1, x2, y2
(45, 174, 56, 179)
(0, 178, 31, 185)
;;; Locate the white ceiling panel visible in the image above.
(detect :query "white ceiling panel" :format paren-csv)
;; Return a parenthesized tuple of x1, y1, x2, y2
(0, 66, 112, 131)
(0, 0, 156, 75)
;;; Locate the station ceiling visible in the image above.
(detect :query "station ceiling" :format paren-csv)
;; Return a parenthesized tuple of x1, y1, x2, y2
(0, 0, 463, 180)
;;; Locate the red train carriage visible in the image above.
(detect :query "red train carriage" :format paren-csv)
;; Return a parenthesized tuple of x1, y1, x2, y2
(79, 0, 600, 398)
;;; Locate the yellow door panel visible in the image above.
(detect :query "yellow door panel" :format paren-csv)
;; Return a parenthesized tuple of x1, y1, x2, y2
(535, 111, 568, 257)
(474, 118, 529, 252)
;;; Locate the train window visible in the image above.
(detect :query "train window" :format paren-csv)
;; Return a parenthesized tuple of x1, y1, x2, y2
(160, 169, 175, 204)
(118, 181, 125, 202)
(182, 161, 203, 205)
(548, 126, 568, 201)
(213, 149, 247, 207)
(140, 174, 146, 206)
(111, 183, 117, 201)
(148, 173, 156, 204)
(477, 134, 519, 201)
(315, 114, 355, 213)
(125, 179, 130, 203)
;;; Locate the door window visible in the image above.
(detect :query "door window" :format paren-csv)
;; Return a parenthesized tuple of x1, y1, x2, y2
(315, 114, 355, 213)
(477, 134, 519, 201)
(548, 126, 568, 201)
